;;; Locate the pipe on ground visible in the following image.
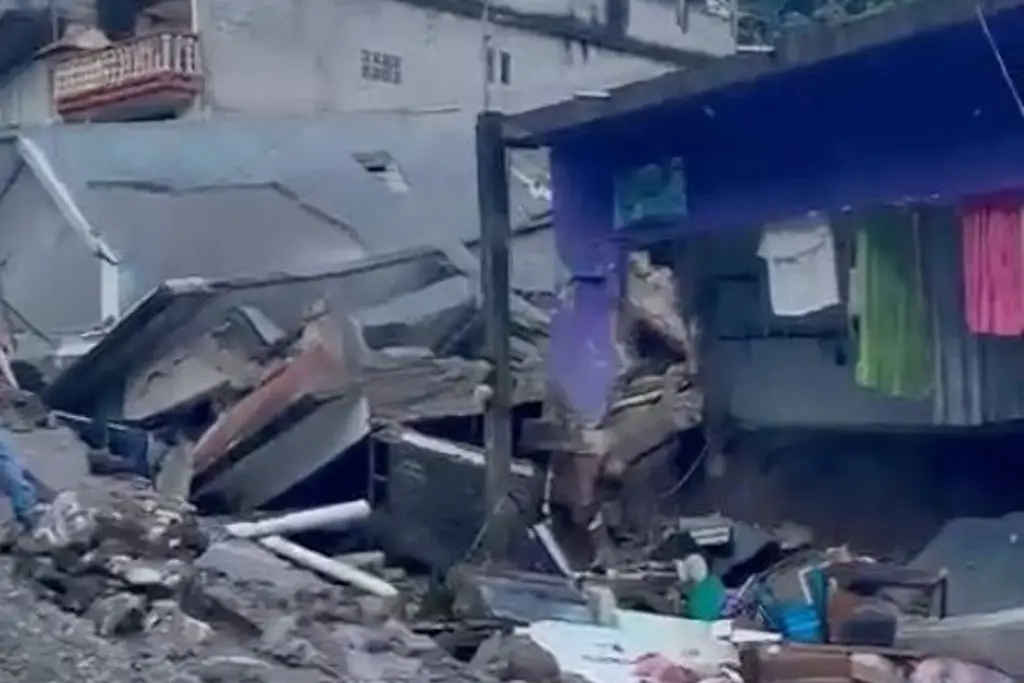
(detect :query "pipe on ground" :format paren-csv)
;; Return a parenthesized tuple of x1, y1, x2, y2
(225, 500, 371, 539)
(258, 535, 399, 599)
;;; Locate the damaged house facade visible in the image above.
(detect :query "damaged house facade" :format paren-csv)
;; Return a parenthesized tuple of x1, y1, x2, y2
(0, 111, 564, 571)
(0, 0, 735, 127)
(495, 0, 1024, 549)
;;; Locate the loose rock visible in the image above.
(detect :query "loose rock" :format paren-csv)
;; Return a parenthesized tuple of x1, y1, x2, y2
(87, 591, 146, 636)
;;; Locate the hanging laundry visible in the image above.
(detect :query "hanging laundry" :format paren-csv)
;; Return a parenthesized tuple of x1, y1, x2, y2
(855, 209, 933, 399)
(960, 197, 1024, 335)
(757, 214, 840, 316)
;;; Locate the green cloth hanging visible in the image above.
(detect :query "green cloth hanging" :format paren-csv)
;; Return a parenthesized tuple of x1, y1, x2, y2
(855, 208, 933, 398)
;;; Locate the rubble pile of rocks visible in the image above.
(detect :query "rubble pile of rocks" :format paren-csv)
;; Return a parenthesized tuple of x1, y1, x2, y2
(0, 478, 505, 683)
(1, 479, 207, 636)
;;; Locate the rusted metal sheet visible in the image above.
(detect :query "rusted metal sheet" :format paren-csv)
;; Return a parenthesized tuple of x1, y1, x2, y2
(190, 336, 349, 476)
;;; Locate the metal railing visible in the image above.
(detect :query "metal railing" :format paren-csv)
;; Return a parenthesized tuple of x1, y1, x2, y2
(53, 31, 201, 104)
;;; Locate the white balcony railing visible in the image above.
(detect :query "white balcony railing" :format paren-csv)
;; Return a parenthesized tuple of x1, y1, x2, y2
(53, 31, 201, 106)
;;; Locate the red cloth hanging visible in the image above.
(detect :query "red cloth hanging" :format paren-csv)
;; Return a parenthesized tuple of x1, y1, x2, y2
(961, 198, 1024, 335)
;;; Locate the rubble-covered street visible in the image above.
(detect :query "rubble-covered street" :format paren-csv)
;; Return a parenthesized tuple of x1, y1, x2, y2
(4, 1, 1024, 679)
(0, 238, 1016, 683)
(0, 410, 1021, 683)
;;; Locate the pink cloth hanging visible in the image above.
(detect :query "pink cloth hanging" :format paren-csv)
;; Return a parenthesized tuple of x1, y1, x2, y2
(962, 197, 1024, 335)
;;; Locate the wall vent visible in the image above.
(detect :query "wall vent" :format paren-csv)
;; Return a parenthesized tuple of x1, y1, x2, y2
(353, 151, 409, 194)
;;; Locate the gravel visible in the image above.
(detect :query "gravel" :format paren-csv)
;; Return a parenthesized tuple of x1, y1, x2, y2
(0, 556, 201, 683)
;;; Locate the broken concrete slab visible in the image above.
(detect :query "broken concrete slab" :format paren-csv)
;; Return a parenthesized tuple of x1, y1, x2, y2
(122, 332, 262, 423)
(363, 351, 543, 423)
(195, 539, 331, 595)
(469, 632, 561, 683)
(355, 275, 477, 351)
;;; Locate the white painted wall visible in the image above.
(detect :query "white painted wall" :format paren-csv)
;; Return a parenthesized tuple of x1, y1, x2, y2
(0, 59, 55, 128)
(0, 0, 730, 125)
(194, 0, 689, 116)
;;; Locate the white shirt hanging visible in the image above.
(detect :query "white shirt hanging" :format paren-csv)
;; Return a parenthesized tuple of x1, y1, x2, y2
(757, 215, 840, 317)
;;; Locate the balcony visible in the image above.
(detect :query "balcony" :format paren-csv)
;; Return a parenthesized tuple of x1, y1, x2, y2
(53, 31, 202, 122)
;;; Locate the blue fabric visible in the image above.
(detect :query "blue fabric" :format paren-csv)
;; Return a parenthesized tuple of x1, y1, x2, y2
(80, 416, 153, 478)
(0, 427, 38, 525)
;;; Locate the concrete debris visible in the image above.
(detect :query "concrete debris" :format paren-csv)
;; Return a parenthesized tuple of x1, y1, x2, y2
(520, 257, 702, 570)
(42, 257, 550, 516)
(0, 466, 499, 683)
(87, 591, 146, 636)
(469, 632, 562, 683)
(1, 199, 1013, 683)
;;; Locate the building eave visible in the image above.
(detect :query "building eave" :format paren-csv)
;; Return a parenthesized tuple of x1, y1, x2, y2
(501, 0, 1024, 147)
(392, 0, 717, 67)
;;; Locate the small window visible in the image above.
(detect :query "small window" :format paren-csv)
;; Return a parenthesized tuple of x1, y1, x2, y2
(360, 49, 403, 85)
(499, 50, 511, 85)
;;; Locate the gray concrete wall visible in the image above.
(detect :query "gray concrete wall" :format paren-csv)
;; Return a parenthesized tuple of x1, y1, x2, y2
(193, 0, 695, 116)
(0, 160, 100, 334)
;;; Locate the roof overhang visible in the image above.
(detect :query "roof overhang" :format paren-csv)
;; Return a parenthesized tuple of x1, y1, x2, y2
(502, 0, 1024, 148)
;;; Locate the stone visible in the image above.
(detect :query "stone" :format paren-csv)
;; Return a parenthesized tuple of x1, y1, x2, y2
(196, 655, 273, 683)
(113, 557, 193, 600)
(26, 491, 97, 552)
(382, 620, 442, 658)
(145, 599, 215, 655)
(258, 615, 320, 669)
(471, 634, 560, 683)
(87, 591, 146, 636)
(55, 574, 108, 614)
(184, 580, 263, 638)
(356, 594, 401, 626)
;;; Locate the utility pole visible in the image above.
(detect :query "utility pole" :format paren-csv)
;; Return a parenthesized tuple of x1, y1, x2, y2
(475, 0, 513, 556)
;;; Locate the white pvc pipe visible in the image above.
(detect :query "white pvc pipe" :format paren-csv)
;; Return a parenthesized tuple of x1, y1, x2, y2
(225, 500, 371, 539)
(258, 535, 398, 599)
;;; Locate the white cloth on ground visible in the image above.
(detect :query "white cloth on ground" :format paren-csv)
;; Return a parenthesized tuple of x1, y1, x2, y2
(757, 215, 840, 317)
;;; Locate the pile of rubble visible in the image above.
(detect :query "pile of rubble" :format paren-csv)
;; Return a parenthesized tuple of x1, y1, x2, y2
(0, 470, 488, 683)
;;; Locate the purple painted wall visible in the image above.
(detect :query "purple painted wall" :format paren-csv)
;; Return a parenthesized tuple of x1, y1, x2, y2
(547, 146, 624, 426)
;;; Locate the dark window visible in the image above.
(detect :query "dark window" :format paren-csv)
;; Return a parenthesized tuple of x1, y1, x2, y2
(360, 49, 402, 84)
(499, 50, 511, 85)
